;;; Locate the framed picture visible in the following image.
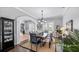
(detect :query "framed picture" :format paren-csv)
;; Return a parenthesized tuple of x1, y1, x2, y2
(66, 20, 73, 31)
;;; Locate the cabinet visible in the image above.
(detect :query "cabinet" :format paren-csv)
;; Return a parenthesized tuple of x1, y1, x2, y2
(0, 17, 14, 51)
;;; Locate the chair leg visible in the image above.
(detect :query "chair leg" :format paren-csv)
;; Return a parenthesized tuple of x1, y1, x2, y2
(49, 42, 51, 48)
(36, 44, 38, 51)
(31, 43, 32, 50)
(49, 38, 52, 48)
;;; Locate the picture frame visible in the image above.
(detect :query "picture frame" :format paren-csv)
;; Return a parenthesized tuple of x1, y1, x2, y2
(66, 20, 73, 31)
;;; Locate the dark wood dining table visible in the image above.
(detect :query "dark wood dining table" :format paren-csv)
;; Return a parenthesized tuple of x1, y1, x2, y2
(36, 35, 44, 39)
(36, 34, 52, 48)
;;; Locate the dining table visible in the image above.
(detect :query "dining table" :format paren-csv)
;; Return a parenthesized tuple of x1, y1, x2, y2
(36, 34, 51, 48)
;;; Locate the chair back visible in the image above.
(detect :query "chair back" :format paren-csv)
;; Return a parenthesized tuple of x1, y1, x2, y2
(30, 33, 37, 43)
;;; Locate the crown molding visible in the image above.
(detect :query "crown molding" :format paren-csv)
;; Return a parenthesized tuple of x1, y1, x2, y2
(63, 7, 69, 16)
(14, 7, 37, 19)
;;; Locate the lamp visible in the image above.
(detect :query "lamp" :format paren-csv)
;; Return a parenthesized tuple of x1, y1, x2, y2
(38, 10, 47, 24)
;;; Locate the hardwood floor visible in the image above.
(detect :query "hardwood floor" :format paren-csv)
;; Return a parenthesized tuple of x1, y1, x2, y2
(9, 45, 32, 52)
(9, 38, 61, 52)
(20, 41, 55, 52)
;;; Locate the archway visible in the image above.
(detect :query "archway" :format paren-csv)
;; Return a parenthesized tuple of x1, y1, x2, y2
(16, 16, 37, 44)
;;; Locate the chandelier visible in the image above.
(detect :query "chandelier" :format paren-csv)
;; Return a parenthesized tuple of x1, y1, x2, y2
(38, 10, 47, 24)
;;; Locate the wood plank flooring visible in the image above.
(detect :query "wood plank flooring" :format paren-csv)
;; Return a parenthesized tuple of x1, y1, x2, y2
(9, 45, 31, 52)
(9, 38, 61, 52)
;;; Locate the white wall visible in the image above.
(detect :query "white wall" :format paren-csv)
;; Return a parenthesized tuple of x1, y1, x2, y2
(63, 7, 79, 30)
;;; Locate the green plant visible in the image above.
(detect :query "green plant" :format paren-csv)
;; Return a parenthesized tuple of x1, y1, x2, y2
(63, 29, 79, 52)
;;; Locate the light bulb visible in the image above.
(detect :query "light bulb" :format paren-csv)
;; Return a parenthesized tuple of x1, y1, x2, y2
(41, 22, 43, 24)
(44, 21, 47, 22)
(38, 21, 40, 22)
(42, 20, 44, 22)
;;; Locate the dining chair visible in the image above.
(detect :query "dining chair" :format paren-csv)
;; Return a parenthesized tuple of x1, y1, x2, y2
(30, 33, 41, 51)
(41, 32, 48, 46)
(49, 33, 53, 48)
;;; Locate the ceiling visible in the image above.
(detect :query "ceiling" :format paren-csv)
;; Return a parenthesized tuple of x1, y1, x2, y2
(17, 7, 65, 19)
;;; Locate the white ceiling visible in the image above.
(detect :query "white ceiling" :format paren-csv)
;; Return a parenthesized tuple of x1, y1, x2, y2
(18, 7, 65, 19)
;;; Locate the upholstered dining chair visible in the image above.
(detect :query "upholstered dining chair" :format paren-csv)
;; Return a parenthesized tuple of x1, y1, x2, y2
(30, 33, 42, 51)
